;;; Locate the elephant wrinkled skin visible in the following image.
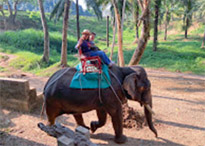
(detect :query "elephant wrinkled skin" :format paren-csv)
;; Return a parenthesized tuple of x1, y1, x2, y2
(43, 65, 157, 143)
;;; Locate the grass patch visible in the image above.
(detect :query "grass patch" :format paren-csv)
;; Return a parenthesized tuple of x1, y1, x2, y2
(0, 66, 8, 72)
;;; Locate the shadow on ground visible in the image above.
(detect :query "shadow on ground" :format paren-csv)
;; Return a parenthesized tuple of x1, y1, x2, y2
(91, 133, 185, 146)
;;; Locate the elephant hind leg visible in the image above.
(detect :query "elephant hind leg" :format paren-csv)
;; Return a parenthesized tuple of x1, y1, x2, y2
(73, 114, 89, 129)
(46, 104, 62, 126)
(91, 109, 107, 133)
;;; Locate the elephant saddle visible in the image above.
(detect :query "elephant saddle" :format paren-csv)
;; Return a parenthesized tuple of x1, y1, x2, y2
(70, 64, 111, 89)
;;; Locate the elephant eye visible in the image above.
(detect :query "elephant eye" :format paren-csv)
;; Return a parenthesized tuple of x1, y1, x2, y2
(138, 86, 144, 92)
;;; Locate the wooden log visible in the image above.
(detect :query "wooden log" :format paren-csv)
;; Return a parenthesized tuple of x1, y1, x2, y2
(37, 123, 98, 146)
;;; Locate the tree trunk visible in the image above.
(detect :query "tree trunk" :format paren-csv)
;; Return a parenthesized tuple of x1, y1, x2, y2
(164, 19, 168, 40)
(184, 0, 192, 39)
(153, 0, 160, 51)
(106, 16, 109, 47)
(38, 0, 50, 63)
(136, 5, 139, 39)
(112, 0, 125, 67)
(129, 0, 150, 65)
(13, 1, 18, 23)
(7, 1, 12, 16)
(110, 18, 117, 60)
(185, 17, 189, 39)
(132, 1, 139, 44)
(60, 0, 70, 67)
(121, 0, 126, 39)
(201, 26, 205, 49)
(76, 0, 80, 40)
(164, 1, 169, 41)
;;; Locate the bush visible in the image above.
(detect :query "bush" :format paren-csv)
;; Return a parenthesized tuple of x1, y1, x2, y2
(0, 28, 77, 54)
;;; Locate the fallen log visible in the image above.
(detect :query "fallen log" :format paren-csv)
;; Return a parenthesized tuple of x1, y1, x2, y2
(37, 122, 97, 146)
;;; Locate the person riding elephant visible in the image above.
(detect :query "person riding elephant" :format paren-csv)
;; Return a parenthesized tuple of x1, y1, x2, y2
(42, 65, 157, 144)
(76, 29, 114, 67)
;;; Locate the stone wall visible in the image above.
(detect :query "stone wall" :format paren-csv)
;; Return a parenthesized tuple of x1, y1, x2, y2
(0, 77, 42, 112)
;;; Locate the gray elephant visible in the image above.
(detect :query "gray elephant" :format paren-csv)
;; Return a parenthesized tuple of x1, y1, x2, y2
(42, 65, 157, 143)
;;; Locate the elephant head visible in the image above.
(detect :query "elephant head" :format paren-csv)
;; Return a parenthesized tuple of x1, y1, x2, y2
(122, 67, 158, 137)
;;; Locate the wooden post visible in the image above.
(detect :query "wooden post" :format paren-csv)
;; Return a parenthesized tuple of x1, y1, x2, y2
(106, 15, 109, 47)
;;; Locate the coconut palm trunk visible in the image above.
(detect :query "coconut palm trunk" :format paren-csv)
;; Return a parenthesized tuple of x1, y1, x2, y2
(129, 0, 151, 65)
(60, 0, 71, 67)
(112, 0, 125, 67)
(153, 0, 161, 51)
(76, 0, 80, 40)
(38, 0, 50, 63)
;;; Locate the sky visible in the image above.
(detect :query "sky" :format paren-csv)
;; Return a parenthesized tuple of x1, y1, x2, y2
(73, 0, 87, 10)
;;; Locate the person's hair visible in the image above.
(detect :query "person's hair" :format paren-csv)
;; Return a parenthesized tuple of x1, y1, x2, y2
(91, 32, 96, 36)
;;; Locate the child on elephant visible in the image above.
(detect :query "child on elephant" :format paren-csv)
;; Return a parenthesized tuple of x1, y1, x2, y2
(76, 29, 114, 67)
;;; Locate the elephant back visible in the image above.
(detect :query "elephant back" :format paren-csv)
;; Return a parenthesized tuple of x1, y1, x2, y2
(43, 67, 77, 98)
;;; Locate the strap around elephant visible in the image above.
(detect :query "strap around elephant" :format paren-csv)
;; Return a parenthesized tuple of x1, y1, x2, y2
(102, 72, 122, 105)
(108, 70, 127, 98)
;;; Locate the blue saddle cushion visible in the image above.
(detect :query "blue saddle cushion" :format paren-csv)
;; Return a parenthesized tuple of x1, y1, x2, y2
(70, 63, 111, 89)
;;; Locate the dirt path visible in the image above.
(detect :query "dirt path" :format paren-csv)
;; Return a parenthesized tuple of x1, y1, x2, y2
(0, 53, 205, 146)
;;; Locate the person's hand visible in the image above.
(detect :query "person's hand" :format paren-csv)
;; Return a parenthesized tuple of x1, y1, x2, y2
(76, 38, 83, 48)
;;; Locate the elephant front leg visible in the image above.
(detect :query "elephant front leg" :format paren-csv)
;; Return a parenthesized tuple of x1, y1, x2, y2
(73, 114, 90, 129)
(109, 107, 127, 144)
(90, 109, 107, 133)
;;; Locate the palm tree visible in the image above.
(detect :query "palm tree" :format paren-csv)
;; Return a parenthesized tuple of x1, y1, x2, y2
(129, 0, 151, 65)
(61, 0, 71, 67)
(163, 0, 171, 40)
(180, 0, 195, 39)
(85, 0, 102, 20)
(38, 0, 50, 63)
(112, 0, 125, 67)
(195, 0, 205, 48)
(50, 0, 103, 66)
(153, 0, 161, 51)
(76, 0, 80, 40)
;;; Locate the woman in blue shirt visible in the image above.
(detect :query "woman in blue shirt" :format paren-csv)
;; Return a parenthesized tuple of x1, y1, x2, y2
(76, 29, 114, 67)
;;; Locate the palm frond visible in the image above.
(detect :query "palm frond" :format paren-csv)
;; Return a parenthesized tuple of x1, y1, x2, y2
(50, 0, 61, 20)
(85, 0, 102, 20)
(50, 0, 65, 22)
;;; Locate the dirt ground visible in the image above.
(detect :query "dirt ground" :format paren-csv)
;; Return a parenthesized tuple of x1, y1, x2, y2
(0, 53, 205, 146)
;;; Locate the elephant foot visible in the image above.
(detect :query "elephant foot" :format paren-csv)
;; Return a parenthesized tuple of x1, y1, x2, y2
(114, 135, 127, 144)
(90, 121, 98, 133)
(46, 121, 54, 126)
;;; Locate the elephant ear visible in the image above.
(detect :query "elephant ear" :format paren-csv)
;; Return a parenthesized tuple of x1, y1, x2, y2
(123, 73, 138, 100)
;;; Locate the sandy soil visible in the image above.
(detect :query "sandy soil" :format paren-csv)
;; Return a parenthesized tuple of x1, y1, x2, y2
(0, 53, 205, 146)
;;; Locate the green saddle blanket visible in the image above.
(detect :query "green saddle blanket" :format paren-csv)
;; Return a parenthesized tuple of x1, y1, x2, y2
(70, 63, 111, 89)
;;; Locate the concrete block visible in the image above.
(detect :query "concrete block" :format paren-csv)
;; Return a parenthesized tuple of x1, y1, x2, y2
(75, 126, 90, 139)
(0, 77, 39, 112)
(0, 77, 30, 101)
(57, 135, 74, 146)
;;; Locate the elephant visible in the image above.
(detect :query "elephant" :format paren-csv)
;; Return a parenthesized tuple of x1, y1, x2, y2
(42, 65, 158, 143)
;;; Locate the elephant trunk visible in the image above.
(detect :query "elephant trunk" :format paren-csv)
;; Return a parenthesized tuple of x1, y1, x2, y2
(142, 90, 158, 137)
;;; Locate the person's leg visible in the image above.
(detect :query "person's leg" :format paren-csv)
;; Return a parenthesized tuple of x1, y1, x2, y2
(90, 51, 111, 65)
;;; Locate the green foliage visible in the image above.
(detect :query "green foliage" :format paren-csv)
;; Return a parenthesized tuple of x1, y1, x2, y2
(0, 11, 204, 76)
(0, 28, 77, 54)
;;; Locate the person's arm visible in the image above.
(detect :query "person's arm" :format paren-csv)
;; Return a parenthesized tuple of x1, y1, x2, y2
(75, 38, 83, 49)
(89, 41, 101, 51)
